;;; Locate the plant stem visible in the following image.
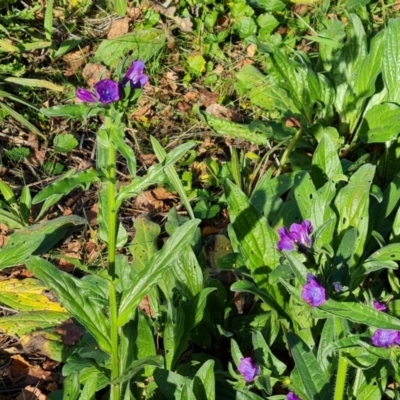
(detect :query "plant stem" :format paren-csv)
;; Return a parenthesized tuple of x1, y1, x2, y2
(107, 139, 120, 400)
(352, 368, 362, 399)
(334, 351, 349, 400)
(276, 128, 302, 176)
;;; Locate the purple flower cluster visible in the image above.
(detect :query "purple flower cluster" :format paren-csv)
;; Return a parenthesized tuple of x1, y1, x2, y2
(373, 300, 387, 312)
(277, 220, 313, 252)
(301, 274, 327, 307)
(237, 357, 259, 382)
(76, 60, 148, 105)
(287, 392, 301, 400)
(371, 329, 400, 347)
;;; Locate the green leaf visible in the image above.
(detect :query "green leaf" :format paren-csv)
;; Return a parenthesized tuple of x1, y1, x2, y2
(383, 18, 400, 104)
(92, 29, 166, 69)
(26, 257, 112, 353)
(366, 243, 400, 262)
(252, 330, 286, 376)
(40, 104, 88, 118)
(192, 360, 215, 400)
(114, 0, 127, 16)
(118, 219, 200, 326)
(53, 133, 79, 153)
(153, 368, 190, 400)
(311, 133, 342, 188)
(62, 372, 80, 400)
(150, 136, 195, 219)
(0, 311, 69, 335)
(20, 185, 31, 225)
(44, 0, 53, 40)
(129, 215, 160, 272)
(187, 54, 206, 77)
(233, 16, 258, 39)
(320, 299, 400, 330)
(317, 318, 336, 377)
(286, 332, 333, 400)
(0, 180, 18, 210)
(200, 112, 269, 145)
(80, 372, 97, 400)
(333, 164, 375, 265)
(358, 103, 400, 143)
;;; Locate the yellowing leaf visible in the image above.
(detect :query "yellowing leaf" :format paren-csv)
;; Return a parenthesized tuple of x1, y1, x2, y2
(19, 330, 65, 361)
(0, 278, 66, 312)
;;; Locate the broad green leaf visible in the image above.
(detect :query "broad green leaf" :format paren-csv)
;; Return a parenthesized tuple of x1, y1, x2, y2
(235, 64, 295, 112)
(320, 299, 400, 330)
(311, 133, 342, 188)
(114, 0, 127, 16)
(0, 278, 66, 312)
(366, 243, 400, 262)
(275, 171, 316, 226)
(92, 29, 166, 69)
(26, 257, 111, 353)
(118, 219, 200, 326)
(33, 169, 100, 204)
(0, 232, 44, 269)
(283, 252, 308, 284)
(0, 215, 83, 268)
(286, 332, 333, 400)
(358, 103, 400, 143)
(231, 280, 290, 321)
(383, 18, 400, 104)
(153, 368, 191, 400)
(129, 215, 160, 272)
(192, 360, 215, 400)
(317, 318, 336, 377)
(53, 133, 78, 153)
(200, 112, 269, 145)
(0, 310, 69, 335)
(333, 164, 375, 264)
(252, 330, 286, 376)
(224, 179, 279, 271)
(150, 136, 195, 219)
(164, 304, 186, 370)
(80, 373, 97, 400)
(318, 19, 345, 71)
(40, 104, 88, 118)
(62, 372, 80, 400)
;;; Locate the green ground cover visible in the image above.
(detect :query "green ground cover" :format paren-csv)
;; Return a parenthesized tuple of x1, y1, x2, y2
(2, 0, 400, 399)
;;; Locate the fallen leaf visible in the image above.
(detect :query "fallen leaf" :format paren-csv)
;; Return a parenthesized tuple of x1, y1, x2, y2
(152, 187, 177, 200)
(63, 46, 90, 76)
(246, 43, 257, 57)
(107, 17, 130, 39)
(16, 385, 47, 400)
(133, 190, 164, 214)
(81, 63, 111, 87)
(55, 319, 83, 346)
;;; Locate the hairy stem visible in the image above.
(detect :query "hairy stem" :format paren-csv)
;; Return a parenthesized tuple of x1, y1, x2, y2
(107, 140, 120, 400)
(334, 351, 349, 400)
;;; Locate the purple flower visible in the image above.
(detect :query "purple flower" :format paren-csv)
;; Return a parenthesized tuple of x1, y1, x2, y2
(287, 392, 301, 400)
(76, 79, 120, 105)
(122, 60, 149, 88)
(373, 300, 387, 312)
(277, 220, 313, 252)
(371, 329, 400, 347)
(237, 357, 259, 382)
(301, 274, 327, 307)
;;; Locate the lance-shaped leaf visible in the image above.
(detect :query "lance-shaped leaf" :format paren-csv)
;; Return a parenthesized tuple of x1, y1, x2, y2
(26, 257, 111, 353)
(118, 219, 200, 326)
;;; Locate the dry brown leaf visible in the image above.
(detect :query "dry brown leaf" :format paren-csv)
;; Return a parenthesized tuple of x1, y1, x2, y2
(107, 17, 130, 39)
(63, 46, 90, 76)
(134, 190, 164, 214)
(86, 203, 98, 226)
(152, 187, 177, 200)
(81, 63, 111, 87)
(127, 7, 142, 19)
(16, 386, 47, 400)
(131, 104, 153, 118)
(246, 44, 257, 57)
(139, 154, 157, 166)
(199, 89, 219, 107)
(205, 104, 234, 120)
(55, 319, 84, 346)
(139, 295, 154, 318)
(166, 71, 178, 91)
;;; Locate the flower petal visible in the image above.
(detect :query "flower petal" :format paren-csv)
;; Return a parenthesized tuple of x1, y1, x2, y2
(371, 329, 399, 347)
(277, 227, 295, 251)
(94, 79, 120, 105)
(76, 88, 96, 103)
(289, 220, 313, 247)
(373, 300, 387, 312)
(301, 275, 326, 307)
(237, 357, 259, 382)
(123, 60, 149, 88)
